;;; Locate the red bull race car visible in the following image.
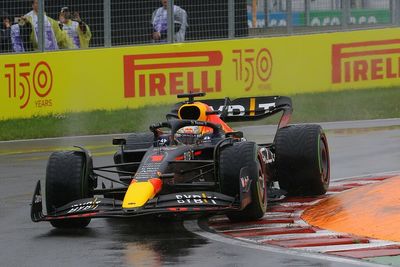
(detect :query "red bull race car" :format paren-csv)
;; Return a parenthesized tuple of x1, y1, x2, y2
(31, 92, 330, 228)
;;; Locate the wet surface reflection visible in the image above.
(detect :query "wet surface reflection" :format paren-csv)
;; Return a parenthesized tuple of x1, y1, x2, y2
(33, 217, 208, 266)
(2, 125, 400, 266)
(105, 218, 208, 266)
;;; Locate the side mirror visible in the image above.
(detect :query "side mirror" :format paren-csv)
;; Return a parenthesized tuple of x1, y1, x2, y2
(112, 138, 126, 146)
(225, 131, 243, 139)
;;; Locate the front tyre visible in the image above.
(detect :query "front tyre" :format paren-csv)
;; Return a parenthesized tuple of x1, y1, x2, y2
(274, 124, 330, 196)
(46, 151, 94, 228)
(219, 142, 267, 222)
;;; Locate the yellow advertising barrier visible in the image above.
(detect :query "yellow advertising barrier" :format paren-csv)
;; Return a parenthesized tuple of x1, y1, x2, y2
(1, 28, 400, 120)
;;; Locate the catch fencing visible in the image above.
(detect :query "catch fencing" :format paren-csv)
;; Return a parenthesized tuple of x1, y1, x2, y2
(0, 0, 398, 53)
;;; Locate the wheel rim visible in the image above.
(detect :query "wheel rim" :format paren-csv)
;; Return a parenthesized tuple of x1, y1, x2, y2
(256, 161, 267, 209)
(319, 134, 330, 184)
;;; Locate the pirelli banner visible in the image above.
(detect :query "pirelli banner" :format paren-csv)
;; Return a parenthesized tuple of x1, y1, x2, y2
(1, 27, 400, 119)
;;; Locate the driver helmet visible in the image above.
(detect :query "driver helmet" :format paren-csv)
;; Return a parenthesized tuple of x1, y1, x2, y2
(175, 126, 202, 145)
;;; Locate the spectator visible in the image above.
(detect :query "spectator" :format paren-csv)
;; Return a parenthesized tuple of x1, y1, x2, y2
(1, 10, 33, 53)
(10, 16, 34, 53)
(59, 7, 91, 49)
(152, 0, 188, 42)
(0, 11, 12, 52)
(24, 0, 73, 50)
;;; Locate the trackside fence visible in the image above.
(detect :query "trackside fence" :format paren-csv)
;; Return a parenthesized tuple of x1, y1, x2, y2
(0, 0, 398, 54)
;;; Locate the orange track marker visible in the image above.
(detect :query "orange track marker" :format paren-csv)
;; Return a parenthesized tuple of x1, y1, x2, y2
(302, 176, 400, 242)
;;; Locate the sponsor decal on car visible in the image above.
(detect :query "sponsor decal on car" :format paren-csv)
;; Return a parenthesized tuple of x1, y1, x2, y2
(67, 199, 101, 214)
(151, 155, 164, 162)
(208, 101, 276, 117)
(175, 193, 218, 205)
(34, 194, 42, 204)
(260, 147, 274, 164)
(240, 175, 251, 193)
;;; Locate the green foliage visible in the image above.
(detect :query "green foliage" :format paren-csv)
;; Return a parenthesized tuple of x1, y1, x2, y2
(291, 87, 400, 122)
(0, 87, 399, 141)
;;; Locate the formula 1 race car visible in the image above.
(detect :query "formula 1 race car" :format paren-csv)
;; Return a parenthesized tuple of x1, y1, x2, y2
(31, 92, 330, 228)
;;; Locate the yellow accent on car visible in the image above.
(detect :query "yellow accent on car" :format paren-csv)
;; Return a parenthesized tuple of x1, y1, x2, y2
(178, 102, 208, 121)
(122, 181, 155, 209)
(202, 193, 208, 203)
(250, 98, 256, 116)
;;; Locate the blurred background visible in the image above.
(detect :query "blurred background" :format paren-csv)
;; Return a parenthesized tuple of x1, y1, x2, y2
(0, 0, 397, 53)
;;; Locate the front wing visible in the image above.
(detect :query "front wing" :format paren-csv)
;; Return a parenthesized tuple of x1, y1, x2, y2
(31, 181, 248, 222)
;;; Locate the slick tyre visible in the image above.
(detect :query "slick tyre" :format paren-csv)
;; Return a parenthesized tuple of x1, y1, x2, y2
(274, 125, 330, 196)
(46, 151, 93, 228)
(219, 142, 267, 222)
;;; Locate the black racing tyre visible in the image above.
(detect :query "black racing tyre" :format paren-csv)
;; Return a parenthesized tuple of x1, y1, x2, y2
(46, 151, 93, 228)
(124, 132, 154, 150)
(274, 124, 330, 196)
(219, 142, 267, 222)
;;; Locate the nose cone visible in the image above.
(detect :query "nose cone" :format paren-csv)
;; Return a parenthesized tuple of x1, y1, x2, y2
(122, 179, 163, 209)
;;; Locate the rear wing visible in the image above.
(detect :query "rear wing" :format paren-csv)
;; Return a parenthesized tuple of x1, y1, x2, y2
(203, 96, 293, 128)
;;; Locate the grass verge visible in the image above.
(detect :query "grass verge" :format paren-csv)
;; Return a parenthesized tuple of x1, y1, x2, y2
(0, 87, 399, 141)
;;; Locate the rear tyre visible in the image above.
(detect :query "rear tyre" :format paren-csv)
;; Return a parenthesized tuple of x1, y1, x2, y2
(274, 124, 330, 196)
(219, 142, 267, 222)
(46, 151, 94, 228)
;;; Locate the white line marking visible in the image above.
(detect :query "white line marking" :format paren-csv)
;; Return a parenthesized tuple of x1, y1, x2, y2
(219, 223, 300, 233)
(184, 220, 386, 267)
(294, 219, 311, 227)
(333, 170, 400, 182)
(330, 180, 378, 186)
(295, 240, 399, 253)
(0, 132, 130, 144)
(208, 216, 228, 222)
(326, 191, 341, 195)
(279, 201, 321, 207)
(263, 211, 301, 218)
(215, 219, 310, 232)
(249, 230, 343, 242)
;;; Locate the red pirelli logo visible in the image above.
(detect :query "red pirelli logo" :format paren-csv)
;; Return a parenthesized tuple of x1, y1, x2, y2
(332, 39, 400, 84)
(124, 51, 223, 98)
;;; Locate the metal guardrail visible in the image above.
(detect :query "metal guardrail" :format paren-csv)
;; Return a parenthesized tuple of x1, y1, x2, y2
(0, 0, 398, 54)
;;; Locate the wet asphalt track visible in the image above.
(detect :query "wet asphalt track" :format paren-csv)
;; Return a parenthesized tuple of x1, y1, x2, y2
(0, 119, 399, 267)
